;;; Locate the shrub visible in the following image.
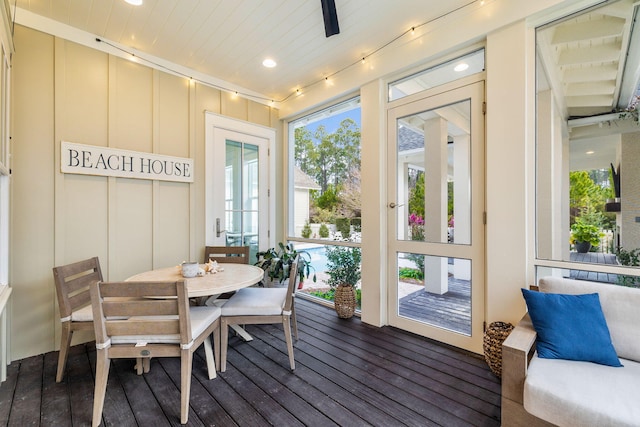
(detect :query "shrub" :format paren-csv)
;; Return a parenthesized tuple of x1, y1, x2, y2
(319, 223, 330, 238)
(308, 287, 361, 309)
(301, 221, 312, 238)
(335, 217, 351, 238)
(615, 247, 640, 288)
(399, 267, 423, 280)
(325, 244, 361, 288)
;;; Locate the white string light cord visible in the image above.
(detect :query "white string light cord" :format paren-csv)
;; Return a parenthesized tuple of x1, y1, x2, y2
(96, 0, 479, 105)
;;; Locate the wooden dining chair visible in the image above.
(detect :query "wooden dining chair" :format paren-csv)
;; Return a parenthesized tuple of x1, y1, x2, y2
(220, 256, 299, 372)
(203, 245, 250, 264)
(89, 280, 221, 426)
(52, 256, 103, 383)
(203, 246, 251, 304)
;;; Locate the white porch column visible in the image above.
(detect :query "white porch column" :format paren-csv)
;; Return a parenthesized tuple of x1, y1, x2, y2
(537, 89, 567, 260)
(423, 117, 448, 294)
(453, 134, 471, 280)
(397, 161, 409, 240)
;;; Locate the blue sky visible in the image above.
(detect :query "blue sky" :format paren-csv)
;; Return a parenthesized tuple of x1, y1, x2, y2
(304, 108, 361, 135)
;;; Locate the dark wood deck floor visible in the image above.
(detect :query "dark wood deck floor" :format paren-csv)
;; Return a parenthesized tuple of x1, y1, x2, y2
(399, 278, 471, 335)
(0, 298, 501, 426)
(569, 251, 619, 283)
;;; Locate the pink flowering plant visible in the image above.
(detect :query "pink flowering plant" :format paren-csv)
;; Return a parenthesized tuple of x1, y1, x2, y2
(408, 213, 425, 241)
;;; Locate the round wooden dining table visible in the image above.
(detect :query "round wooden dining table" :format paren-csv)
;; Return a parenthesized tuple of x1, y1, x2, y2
(126, 263, 265, 298)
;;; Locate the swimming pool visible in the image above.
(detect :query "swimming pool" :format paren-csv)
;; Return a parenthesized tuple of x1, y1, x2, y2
(298, 244, 328, 273)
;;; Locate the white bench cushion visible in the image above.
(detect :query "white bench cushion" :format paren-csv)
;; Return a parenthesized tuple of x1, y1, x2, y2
(221, 288, 287, 316)
(524, 355, 640, 427)
(70, 304, 93, 322)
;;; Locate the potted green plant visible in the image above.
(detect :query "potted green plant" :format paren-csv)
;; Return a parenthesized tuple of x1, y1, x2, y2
(325, 244, 361, 318)
(254, 242, 316, 288)
(570, 221, 602, 253)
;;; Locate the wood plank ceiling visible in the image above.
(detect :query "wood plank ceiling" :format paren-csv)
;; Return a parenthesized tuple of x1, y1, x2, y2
(537, 0, 639, 119)
(13, 0, 476, 101)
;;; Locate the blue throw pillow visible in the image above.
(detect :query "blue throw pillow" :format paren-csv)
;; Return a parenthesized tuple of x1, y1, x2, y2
(521, 289, 622, 367)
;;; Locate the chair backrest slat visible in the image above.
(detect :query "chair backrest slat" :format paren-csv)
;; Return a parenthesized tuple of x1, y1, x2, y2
(106, 320, 180, 337)
(91, 280, 192, 347)
(204, 246, 250, 264)
(53, 257, 103, 317)
(68, 292, 92, 311)
(102, 299, 179, 317)
(99, 281, 178, 298)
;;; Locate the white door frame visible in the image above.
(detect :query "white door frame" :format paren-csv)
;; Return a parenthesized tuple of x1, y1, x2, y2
(204, 112, 275, 251)
(386, 81, 486, 353)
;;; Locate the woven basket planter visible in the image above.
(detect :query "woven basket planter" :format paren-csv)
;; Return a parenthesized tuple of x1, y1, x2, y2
(334, 284, 357, 319)
(483, 321, 514, 378)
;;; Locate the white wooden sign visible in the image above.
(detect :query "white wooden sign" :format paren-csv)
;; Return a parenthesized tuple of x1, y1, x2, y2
(61, 141, 194, 183)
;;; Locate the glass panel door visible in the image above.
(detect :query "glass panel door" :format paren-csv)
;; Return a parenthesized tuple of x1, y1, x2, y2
(387, 81, 485, 353)
(206, 118, 271, 264)
(224, 140, 260, 261)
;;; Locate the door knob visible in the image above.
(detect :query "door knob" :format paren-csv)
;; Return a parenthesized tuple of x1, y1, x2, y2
(388, 202, 404, 209)
(216, 218, 226, 237)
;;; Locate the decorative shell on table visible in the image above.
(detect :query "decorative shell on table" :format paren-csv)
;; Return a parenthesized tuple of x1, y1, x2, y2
(204, 259, 224, 274)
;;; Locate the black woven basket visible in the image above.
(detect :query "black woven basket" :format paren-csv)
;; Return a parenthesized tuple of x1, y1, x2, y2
(483, 321, 515, 378)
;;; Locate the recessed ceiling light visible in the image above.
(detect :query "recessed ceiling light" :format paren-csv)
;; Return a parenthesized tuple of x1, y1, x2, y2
(454, 63, 469, 72)
(586, 150, 595, 155)
(125, 0, 143, 5)
(262, 58, 277, 68)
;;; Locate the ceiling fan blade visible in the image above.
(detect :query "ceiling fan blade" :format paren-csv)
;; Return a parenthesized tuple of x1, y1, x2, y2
(321, 0, 340, 37)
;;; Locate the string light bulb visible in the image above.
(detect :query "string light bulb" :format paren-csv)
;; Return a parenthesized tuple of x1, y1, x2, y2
(411, 27, 415, 35)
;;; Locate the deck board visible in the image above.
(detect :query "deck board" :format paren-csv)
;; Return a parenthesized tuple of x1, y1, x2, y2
(0, 298, 501, 426)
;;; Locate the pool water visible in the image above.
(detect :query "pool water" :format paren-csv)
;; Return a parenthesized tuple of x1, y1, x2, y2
(303, 245, 328, 273)
(294, 244, 328, 273)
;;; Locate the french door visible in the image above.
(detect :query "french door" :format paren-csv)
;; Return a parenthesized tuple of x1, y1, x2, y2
(205, 114, 275, 263)
(387, 81, 485, 353)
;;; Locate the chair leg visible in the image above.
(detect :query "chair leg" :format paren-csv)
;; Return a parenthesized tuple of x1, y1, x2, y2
(291, 303, 299, 341)
(92, 349, 110, 427)
(180, 350, 193, 424)
(56, 322, 73, 383)
(203, 335, 217, 380)
(220, 320, 229, 372)
(213, 325, 221, 372)
(282, 316, 295, 371)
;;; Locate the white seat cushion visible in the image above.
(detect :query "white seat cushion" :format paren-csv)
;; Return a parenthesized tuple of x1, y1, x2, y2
(524, 354, 640, 427)
(221, 288, 287, 316)
(111, 305, 221, 345)
(70, 304, 93, 322)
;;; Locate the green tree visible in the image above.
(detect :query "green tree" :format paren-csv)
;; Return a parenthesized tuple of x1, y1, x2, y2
(315, 184, 340, 211)
(408, 172, 425, 218)
(295, 119, 361, 199)
(294, 127, 317, 175)
(570, 170, 614, 227)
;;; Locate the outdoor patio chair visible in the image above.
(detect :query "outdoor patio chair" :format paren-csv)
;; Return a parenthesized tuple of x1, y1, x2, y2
(89, 279, 220, 426)
(52, 256, 102, 382)
(220, 256, 299, 371)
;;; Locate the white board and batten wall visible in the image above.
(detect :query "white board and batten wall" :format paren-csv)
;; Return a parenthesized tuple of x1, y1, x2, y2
(9, 24, 279, 361)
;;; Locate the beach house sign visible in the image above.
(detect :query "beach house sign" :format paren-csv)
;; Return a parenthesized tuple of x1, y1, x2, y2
(61, 141, 194, 183)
